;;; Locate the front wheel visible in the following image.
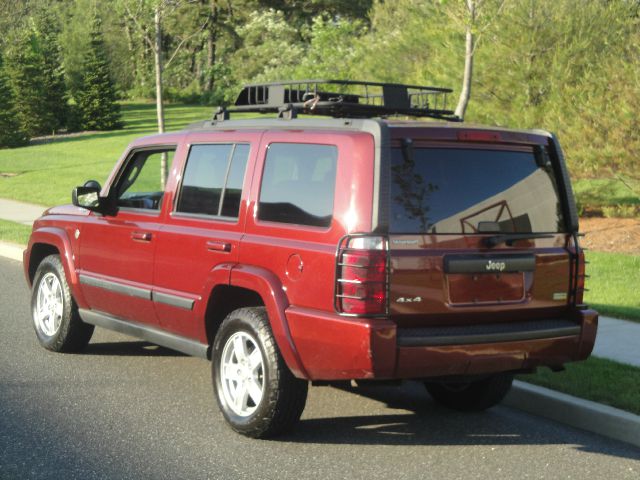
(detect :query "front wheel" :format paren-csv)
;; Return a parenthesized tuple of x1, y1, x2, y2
(212, 307, 308, 438)
(425, 373, 514, 412)
(31, 254, 94, 352)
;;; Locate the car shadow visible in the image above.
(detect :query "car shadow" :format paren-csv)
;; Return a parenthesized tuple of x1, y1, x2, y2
(83, 340, 187, 357)
(277, 382, 640, 461)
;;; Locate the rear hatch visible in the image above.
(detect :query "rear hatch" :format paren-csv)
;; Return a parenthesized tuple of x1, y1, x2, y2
(386, 133, 575, 329)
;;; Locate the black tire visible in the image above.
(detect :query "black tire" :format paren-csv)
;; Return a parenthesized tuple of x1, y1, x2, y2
(212, 307, 308, 438)
(31, 254, 94, 352)
(425, 373, 514, 412)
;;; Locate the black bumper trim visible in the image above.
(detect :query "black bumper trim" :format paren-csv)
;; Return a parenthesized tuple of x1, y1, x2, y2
(397, 319, 580, 347)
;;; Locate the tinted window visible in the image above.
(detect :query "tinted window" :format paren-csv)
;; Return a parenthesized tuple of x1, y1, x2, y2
(258, 143, 337, 227)
(177, 144, 249, 218)
(390, 147, 565, 234)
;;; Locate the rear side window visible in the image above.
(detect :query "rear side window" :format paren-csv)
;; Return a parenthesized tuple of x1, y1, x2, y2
(258, 143, 337, 227)
(176, 144, 249, 218)
(390, 147, 565, 234)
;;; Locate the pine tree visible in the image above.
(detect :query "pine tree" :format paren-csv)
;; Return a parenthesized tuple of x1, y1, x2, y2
(76, 15, 122, 131)
(0, 53, 28, 148)
(32, 10, 70, 132)
(5, 10, 70, 138)
(5, 32, 52, 137)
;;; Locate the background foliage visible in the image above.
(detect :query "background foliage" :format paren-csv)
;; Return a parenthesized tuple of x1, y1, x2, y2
(0, 0, 638, 193)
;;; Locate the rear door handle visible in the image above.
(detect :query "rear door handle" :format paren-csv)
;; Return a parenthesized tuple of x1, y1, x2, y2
(131, 231, 153, 242)
(206, 240, 232, 252)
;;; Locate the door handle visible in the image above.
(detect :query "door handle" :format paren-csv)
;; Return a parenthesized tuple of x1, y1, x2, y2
(131, 231, 153, 242)
(206, 240, 232, 252)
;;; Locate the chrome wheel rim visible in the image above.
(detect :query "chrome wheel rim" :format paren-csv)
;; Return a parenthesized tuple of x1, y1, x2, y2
(220, 331, 264, 417)
(35, 272, 64, 337)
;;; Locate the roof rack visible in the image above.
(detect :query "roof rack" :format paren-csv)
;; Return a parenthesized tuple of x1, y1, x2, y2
(213, 79, 461, 122)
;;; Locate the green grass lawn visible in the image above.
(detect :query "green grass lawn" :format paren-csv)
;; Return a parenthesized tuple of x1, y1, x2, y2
(0, 219, 32, 245)
(573, 178, 639, 212)
(0, 103, 212, 206)
(519, 356, 640, 415)
(584, 252, 640, 322)
(2, 102, 637, 211)
(574, 178, 639, 206)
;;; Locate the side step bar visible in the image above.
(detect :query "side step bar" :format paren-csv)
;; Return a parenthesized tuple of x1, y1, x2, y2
(79, 309, 209, 359)
(397, 319, 581, 347)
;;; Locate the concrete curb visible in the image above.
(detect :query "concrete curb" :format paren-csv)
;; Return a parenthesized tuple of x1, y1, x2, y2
(506, 380, 640, 448)
(0, 241, 24, 262)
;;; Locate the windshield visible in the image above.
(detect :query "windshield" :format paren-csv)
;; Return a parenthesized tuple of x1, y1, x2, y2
(390, 147, 565, 234)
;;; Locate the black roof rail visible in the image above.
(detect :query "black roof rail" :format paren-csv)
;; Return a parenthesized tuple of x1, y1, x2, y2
(213, 79, 461, 122)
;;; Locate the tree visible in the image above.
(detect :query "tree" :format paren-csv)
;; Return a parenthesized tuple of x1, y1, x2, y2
(120, 0, 209, 186)
(0, 52, 28, 148)
(433, 0, 506, 120)
(5, 7, 70, 137)
(76, 15, 123, 130)
(258, 0, 373, 25)
(32, 8, 70, 131)
(229, 8, 304, 85)
(5, 31, 52, 137)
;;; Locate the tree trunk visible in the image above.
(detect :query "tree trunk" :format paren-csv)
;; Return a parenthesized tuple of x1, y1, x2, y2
(205, 0, 218, 92)
(154, 4, 167, 187)
(455, 0, 476, 120)
(124, 21, 137, 89)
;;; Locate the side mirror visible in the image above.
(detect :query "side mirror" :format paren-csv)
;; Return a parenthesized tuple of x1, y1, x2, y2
(83, 179, 102, 190)
(72, 185, 102, 210)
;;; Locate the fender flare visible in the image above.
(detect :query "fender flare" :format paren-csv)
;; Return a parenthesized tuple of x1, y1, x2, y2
(26, 227, 89, 308)
(230, 265, 309, 379)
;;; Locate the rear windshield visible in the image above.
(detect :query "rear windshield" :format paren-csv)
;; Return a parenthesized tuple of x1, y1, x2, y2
(390, 147, 565, 234)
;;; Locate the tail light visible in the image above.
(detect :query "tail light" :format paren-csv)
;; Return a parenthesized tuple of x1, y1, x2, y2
(335, 235, 388, 316)
(575, 248, 586, 305)
(569, 234, 588, 305)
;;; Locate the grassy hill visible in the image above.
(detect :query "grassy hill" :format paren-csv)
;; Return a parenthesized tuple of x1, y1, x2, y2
(0, 103, 212, 206)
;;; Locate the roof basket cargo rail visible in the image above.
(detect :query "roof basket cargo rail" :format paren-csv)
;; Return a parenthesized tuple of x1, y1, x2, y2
(213, 79, 461, 122)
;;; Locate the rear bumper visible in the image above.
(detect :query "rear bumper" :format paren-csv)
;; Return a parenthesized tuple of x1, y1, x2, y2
(286, 306, 598, 380)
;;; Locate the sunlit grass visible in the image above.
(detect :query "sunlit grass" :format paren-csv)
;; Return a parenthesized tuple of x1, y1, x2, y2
(573, 178, 639, 208)
(0, 219, 32, 245)
(520, 356, 640, 415)
(584, 251, 640, 322)
(0, 103, 212, 206)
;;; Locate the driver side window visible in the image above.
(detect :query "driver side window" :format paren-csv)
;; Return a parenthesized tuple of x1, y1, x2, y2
(116, 148, 175, 211)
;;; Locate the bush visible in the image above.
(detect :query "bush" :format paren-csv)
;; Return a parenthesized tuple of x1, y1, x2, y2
(602, 204, 639, 218)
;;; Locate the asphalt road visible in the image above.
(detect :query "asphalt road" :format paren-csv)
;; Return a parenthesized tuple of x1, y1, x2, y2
(1, 256, 639, 479)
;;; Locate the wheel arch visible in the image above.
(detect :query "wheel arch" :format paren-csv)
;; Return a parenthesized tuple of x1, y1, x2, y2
(203, 284, 264, 357)
(25, 228, 88, 308)
(27, 242, 60, 284)
(207, 265, 308, 379)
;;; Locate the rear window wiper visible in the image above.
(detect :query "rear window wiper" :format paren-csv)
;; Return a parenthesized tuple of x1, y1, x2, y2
(483, 233, 555, 248)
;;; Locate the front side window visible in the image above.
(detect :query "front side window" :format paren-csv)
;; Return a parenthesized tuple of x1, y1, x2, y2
(258, 143, 337, 228)
(390, 147, 565, 234)
(117, 149, 175, 210)
(176, 144, 249, 218)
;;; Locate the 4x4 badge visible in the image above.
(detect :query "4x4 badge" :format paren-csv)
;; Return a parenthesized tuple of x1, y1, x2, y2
(396, 296, 422, 303)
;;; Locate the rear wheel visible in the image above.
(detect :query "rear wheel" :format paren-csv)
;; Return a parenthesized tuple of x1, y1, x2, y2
(212, 307, 308, 438)
(31, 254, 94, 352)
(425, 373, 514, 412)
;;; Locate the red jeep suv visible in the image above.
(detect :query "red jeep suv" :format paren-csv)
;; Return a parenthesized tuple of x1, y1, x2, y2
(24, 80, 597, 438)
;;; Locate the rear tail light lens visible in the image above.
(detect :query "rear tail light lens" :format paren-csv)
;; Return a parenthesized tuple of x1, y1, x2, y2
(575, 248, 586, 305)
(569, 234, 587, 305)
(335, 236, 388, 316)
